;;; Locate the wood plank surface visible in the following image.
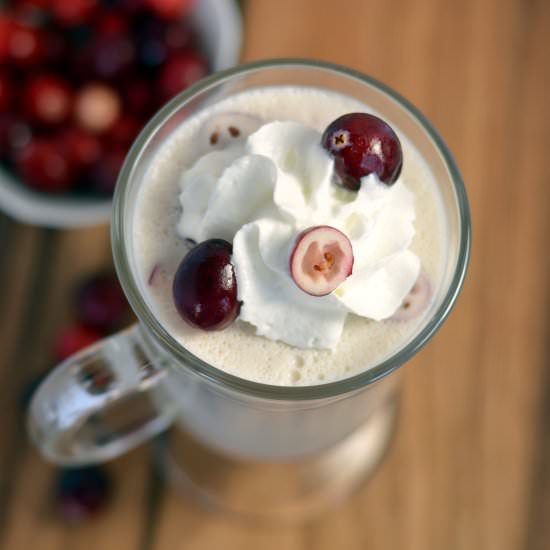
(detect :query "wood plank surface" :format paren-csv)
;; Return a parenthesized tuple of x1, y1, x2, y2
(1, 0, 550, 548)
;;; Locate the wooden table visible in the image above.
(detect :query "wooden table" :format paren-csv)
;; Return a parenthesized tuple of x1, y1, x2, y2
(1, 0, 550, 548)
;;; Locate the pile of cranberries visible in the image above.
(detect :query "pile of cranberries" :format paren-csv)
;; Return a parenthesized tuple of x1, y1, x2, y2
(0, 0, 207, 195)
(21, 271, 132, 520)
(171, 112, 412, 331)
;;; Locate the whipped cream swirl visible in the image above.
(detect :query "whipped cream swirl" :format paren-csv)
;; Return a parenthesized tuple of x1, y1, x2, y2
(177, 121, 420, 349)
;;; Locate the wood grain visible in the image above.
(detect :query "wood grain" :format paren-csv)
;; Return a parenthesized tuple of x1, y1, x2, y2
(1, 0, 549, 548)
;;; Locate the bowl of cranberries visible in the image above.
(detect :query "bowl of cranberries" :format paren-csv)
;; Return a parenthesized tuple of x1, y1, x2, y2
(0, 0, 241, 227)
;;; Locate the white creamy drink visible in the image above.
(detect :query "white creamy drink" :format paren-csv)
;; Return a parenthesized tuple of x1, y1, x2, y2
(131, 86, 446, 388)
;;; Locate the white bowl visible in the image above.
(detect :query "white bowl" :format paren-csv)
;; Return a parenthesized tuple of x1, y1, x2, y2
(0, 0, 242, 228)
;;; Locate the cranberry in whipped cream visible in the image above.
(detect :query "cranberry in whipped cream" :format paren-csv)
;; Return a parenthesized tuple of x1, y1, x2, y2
(132, 86, 447, 385)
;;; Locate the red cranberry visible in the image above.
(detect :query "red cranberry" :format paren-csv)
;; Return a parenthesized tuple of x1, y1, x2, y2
(5, 19, 46, 66)
(56, 467, 110, 522)
(164, 20, 194, 52)
(88, 149, 126, 195)
(50, 0, 99, 26)
(95, 11, 129, 34)
(84, 34, 136, 81)
(146, 0, 194, 19)
(109, 115, 142, 147)
(123, 77, 152, 115)
(321, 113, 403, 190)
(74, 83, 121, 134)
(16, 139, 74, 192)
(76, 273, 130, 331)
(172, 239, 239, 331)
(59, 127, 102, 169)
(0, 113, 32, 156)
(23, 74, 73, 126)
(54, 324, 103, 362)
(159, 50, 208, 100)
(0, 16, 13, 62)
(0, 70, 14, 112)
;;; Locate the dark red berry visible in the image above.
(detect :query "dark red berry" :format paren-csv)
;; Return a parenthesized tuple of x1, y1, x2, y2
(0, 113, 31, 156)
(0, 70, 14, 112)
(123, 77, 152, 115)
(50, 0, 99, 26)
(5, 19, 46, 66)
(95, 11, 129, 35)
(173, 239, 239, 331)
(159, 50, 208, 100)
(88, 149, 126, 195)
(76, 273, 130, 331)
(146, 0, 194, 19)
(85, 34, 136, 81)
(23, 74, 73, 126)
(321, 113, 403, 190)
(59, 127, 102, 169)
(16, 139, 74, 192)
(109, 115, 142, 147)
(56, 466, 110, 521)
(54, 324, 103, 362)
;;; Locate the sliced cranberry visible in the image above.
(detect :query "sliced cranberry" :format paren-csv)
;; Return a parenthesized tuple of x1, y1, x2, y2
(321, 113, 403, 190)
(198, 112, 264, 149)
(390, 271, 433, 321)
(289, 226, 354, 296)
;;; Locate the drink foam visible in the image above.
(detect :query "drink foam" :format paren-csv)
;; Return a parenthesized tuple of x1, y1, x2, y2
(131, 86, 447, 386)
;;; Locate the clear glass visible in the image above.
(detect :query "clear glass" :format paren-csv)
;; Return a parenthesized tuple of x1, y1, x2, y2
(28, 59, 470, 520)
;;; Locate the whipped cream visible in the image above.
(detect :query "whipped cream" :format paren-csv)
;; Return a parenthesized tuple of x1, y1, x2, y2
(177, 121, 420, 350)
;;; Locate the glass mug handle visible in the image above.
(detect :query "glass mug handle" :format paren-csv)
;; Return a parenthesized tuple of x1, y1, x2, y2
(28, 324, 178, 465)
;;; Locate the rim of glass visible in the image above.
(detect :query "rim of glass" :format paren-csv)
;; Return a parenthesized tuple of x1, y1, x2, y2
(112, 58, 471, 401)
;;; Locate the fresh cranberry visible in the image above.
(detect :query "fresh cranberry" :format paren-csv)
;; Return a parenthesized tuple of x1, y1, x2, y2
(76, 273, 130, 331)
(0, 16, 13, 62)
(0, 70, 13, 112)
(321, 113, 403, 190)
(95, 11, 129, 35)
(109, 115, 142, 147)
(23, 74, 73, 126)
(56, 466, 110, 521)
(164, 19, 194, 52)
(50, 0, 99, 26)
(5, 19, 46, 66)
(88, 149, 126, 195)
(54, 324, 103, 361)
(173, 239, 239, 331)
(83, 34, 136, 81)
(16, 139, 74, 192)
(135, 19, 168, 68)
(123, 77, 152, 115)
(146, 0, 194, 19)
(159, 50, 208, 100)
(74, 83, 122, 134)
(0, 113, 32, 156)
(59, 127, 102, 169)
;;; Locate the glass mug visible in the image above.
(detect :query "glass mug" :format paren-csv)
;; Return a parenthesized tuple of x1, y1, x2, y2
(28, 59, 471, 521)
